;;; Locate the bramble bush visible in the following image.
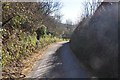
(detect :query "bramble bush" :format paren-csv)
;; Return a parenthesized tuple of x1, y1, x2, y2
(1, 2, 67, 78)
(2, 28, 64, 67)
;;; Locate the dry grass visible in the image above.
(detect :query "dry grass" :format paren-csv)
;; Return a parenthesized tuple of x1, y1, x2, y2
(21, 44, 51, 76)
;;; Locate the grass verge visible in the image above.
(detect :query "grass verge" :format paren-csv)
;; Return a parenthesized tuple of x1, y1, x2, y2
(2, 33, 66, 79)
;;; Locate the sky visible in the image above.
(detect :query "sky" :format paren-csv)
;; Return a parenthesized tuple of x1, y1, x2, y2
(60, 0, 85, 24)
(59, 0, 104, 24)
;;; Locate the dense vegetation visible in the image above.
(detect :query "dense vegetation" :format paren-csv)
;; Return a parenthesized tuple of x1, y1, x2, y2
(1, 2, 72, 78)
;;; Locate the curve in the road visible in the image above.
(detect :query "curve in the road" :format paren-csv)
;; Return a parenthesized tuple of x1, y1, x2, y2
(26, 41, 90, 78)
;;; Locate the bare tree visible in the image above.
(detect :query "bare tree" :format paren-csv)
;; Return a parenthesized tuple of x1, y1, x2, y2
(54, 12, 63, 23)
(82, 0, 102, 18)
(38, 0, 62, 16)
(66, 19, 73, 25)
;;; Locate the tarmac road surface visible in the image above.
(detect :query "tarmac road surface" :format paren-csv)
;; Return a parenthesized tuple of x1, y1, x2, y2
(26, 41, 91, 78)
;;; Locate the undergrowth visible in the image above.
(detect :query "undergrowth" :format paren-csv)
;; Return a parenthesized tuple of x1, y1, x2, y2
(2, 29, 65, 78)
